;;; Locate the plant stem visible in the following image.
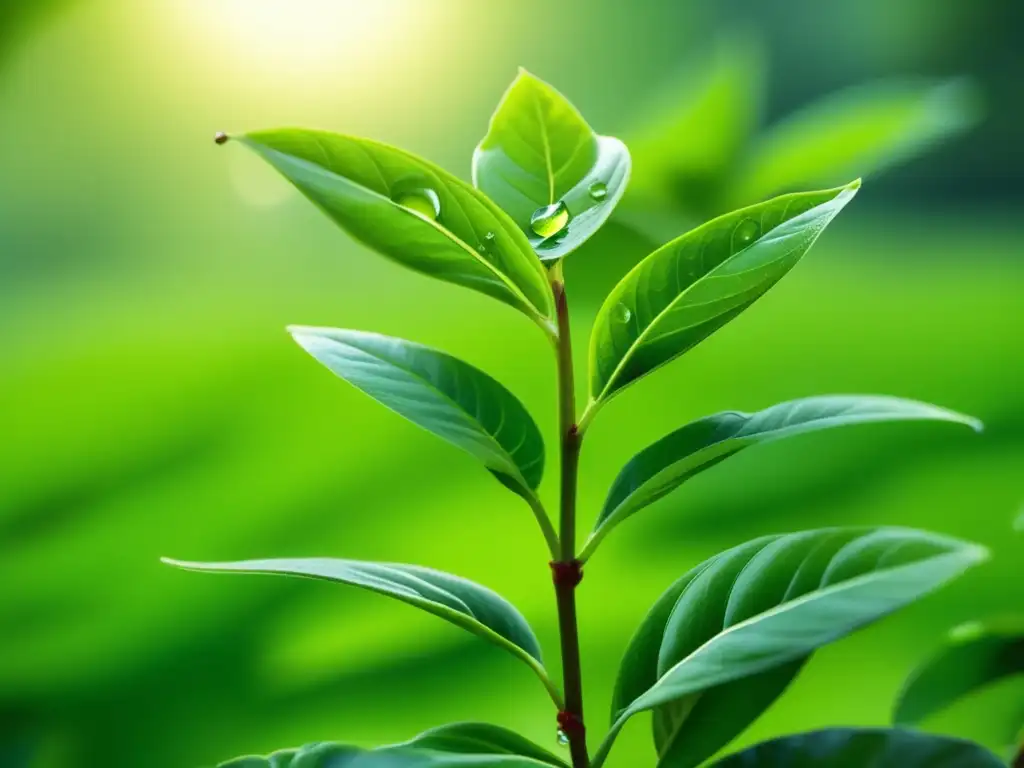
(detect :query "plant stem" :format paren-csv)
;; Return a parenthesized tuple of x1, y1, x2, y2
(551, 263, 589, 768)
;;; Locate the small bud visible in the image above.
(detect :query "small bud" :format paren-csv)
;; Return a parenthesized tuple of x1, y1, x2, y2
(214, 131, 229, 145)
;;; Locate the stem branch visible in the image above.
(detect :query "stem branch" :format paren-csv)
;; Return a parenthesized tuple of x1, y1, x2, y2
(551, 264, 589, 768)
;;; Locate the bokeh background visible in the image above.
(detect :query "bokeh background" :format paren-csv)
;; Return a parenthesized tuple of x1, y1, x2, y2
(2, 1, 1022, 766)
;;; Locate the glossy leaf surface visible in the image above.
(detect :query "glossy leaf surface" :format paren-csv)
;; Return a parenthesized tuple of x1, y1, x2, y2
(733, 79, 979, 205)
(588, 182, 858, 407)
(398, 723, 566, 766)
(290, 327, 545, 498)
(583, 396, 981, 560)
(894, 618, 1024, 727)
(706, 728, 1003, 767)
(237, 129, 554, 326)
(473, 70, 630, 262)
(596, 528, 988, 768)
(162, 558, 549, 693)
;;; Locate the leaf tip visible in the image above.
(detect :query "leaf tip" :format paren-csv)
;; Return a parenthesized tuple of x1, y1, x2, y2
(287, 324, 326, 349)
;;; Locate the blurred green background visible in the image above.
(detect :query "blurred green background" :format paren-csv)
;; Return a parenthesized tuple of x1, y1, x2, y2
(2, 1, 1022, 766)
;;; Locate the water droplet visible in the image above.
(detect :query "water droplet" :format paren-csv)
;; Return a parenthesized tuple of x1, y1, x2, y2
(484, 231, 496, 243)
(588, 181, 608, 201)
(735, 218, 760, 246)
(395, 188, 441, 220)
(556, 729, 570, 747)
(530, 201, 570, 238)
(613, 303, 632, 324)
(214, 131, 229, 145)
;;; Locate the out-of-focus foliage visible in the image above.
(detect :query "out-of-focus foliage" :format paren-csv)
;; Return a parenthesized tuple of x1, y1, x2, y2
(621, 34, 981, 233)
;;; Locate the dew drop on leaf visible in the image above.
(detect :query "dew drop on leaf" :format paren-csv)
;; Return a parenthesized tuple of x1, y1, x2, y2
(530, 201, 570, 238)
(556, 729, 570, 747)
(588, 181, 608, 201)
(613, 303, 632, 324)
(395, 188, 441, 220)
(735, 218, 760, 246)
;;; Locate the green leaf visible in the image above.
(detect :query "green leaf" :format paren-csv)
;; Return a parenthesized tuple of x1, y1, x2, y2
(586, 182, 859, 412)
(894, 618, 1024, 729)
(234, 129, 555, 328)
(705, 728, 1004, 767)
(473, 69, 630, 262)
(162, 558, 557, 703)
(397, 723, 567, 766)
(289, 327, 546, 503)
(219, 744, 556, 767)
(581, 396, 981, 561)
(732, 79, 979, 205)
(594, 528, 988, 768)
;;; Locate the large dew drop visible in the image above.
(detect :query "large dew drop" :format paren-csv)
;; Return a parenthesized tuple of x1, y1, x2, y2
(395, 188, 441, 220)
(530, 201, 570, 238)
(613, 303, 632, 324)
(734, 218, 760, 246)
(556, 729, 570, 747)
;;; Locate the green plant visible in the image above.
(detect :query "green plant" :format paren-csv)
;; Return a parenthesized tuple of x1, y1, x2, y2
(167, 71, 996, 767)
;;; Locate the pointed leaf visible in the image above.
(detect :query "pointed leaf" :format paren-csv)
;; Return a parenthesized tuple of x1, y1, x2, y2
(397, 723, 567, 767)
(894, 618, 1024, 727)
(594, 528, 988, 768)
(235, 129, 555, 326)
(163, 558, 552, 698)
(473, 70, 630, 262)
(290, 327, 545, 499)
(582, 396, 981, 561)
(706, 728, 1003, 767)
(733, 78, 979, 205)
(587, 182, 859, 408)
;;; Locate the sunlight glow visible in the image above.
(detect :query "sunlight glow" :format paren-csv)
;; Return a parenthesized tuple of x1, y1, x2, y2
(180, 0, 432, 76)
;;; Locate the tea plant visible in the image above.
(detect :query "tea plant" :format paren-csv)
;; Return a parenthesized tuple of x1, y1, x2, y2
(168, 71, 999, 767)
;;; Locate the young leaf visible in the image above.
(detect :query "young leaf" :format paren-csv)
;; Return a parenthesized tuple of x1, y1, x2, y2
(593, 528, 988, 768)
(473, 69, 630, 262)
(704, 728, 1004, 767)
(581, 396, 981, 561)
(732, 78, 979, 205)
(586, 182, 859, 412)
(234, 129, 555, 329)
(162, 558, 557, 703)
(397, 723, 567, 766)
(893, 618, 1024, 728)
(290, 327, 545, 499)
